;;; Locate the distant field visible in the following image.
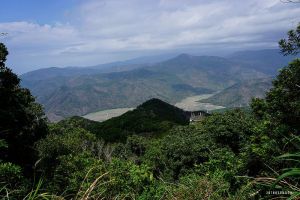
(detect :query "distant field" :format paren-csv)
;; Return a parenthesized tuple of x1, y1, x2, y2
(175, 94, 225, 111)
(83, 108, 134, 122)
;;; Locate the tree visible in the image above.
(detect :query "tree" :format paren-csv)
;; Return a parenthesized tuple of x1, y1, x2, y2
(279, 23, 300, 55)
(265, 23, 300, 131)
(265, 59, 300, 131)
(252, 23, 300, 132)
(0, 43, 48, 175)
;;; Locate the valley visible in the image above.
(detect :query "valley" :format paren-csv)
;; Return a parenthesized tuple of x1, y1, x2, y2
(82, 94, 225, 122)
(174, 93, 225, 112)
(21, 49, 292, 122)
(200, 77, 273, 107)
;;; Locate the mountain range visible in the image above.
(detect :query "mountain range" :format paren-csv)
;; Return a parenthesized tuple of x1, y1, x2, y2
(21, 49, 294, 121)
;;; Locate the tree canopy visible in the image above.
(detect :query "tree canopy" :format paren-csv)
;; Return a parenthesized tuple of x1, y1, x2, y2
(0, 43, 48, 175)
(279, 23, 300, 55)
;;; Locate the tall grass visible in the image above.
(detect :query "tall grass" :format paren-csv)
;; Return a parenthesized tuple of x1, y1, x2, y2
(252, 136, 300, 199)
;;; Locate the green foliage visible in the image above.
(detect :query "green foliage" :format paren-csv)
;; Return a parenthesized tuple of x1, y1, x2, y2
(265, 59, 300, 130)
(251, 97, 268, 120)
(0, 162, 23, 187)
(36, 125, 97, 178)
(137, 180, 167, 200)
(159, 125, 215, 180)
(247, 119, 280, 157)
(249, 59, 300, 170)
(0, 162, 29, 199)
(42, 151, 157, 199)
(268, 138, 300, 199)
(197, 147, 241, 176)
(126, 135, 148, 157)
(200, 109, 255, 153)
(23, 179, 55, 200)
(49, 152, 105, 196)
(0, 43, 8, 65)
(0, 43, 48, 175)
(56, 116, 100, 134)
(243, 24, 300, 198)
(105, 158, 154, 198)
(168, 172, 230, 200)
(0, 139, 7, 149)
(279, 23, 300, 56)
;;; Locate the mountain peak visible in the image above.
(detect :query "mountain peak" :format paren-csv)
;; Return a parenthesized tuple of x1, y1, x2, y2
(176, 53, 193, 59)
(137, 98, 170, 109)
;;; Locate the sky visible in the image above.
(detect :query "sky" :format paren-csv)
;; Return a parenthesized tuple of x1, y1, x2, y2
(0, 0, 300, 74)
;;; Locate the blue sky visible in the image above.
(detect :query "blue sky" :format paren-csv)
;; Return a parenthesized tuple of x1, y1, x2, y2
(0, 0, 300, 74)
(0, 0, 74, 24)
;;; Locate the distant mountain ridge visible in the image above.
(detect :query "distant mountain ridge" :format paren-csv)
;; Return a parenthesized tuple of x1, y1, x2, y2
(21, 49, 294, 121)
(151, 54, 266, 90)
(21, 49, 291, 81)
(228, 49, 296, 75)
(200, 77, 273, 107)
(21, 53, 176, 81)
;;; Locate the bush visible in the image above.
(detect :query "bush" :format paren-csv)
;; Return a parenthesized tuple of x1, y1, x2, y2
(0, 162, 28, 199)
(49, 152, 105, 197)
(36, 126, 97, 177)
(169, 171, 230, 200)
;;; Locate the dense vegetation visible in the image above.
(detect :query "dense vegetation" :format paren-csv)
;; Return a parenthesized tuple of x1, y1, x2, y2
(1, 24, 300, 199)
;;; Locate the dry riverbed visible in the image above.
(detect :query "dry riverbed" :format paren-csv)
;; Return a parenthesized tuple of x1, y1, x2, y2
(83, 94, 224, 122)
(175, 94, 225, 111)
(83, 107, 134, 122)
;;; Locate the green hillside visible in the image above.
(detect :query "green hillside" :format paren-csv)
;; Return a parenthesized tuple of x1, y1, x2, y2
(200, 78, 273, 107)
(58, 98, 190, 142)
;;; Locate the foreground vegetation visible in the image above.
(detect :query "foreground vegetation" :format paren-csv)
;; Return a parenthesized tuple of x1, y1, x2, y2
(1, 24, 300, 199)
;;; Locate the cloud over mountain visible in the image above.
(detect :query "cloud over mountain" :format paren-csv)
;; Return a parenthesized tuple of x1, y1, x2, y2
(1, 0, 300, 73)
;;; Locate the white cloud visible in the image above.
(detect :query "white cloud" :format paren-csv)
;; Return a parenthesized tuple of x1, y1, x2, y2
(1, 0, 300, 73)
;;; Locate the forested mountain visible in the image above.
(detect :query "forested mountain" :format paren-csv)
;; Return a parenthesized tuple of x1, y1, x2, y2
(58, 98, 190, 142)
(200, 77, 273, 107)
(21, 52, 281, 121)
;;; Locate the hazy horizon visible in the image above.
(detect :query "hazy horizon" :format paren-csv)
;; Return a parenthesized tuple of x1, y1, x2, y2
(0, 0, 299, 74)
(19, 48, 282, 75)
